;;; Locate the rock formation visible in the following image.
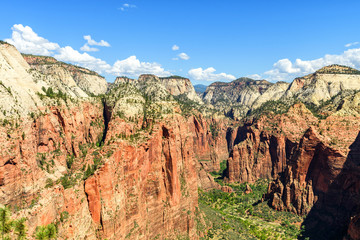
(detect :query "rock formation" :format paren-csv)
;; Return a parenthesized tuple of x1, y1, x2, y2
(0, 44, 226, 239)
(284, 65, 360, 105)
(202, 77, 290, 119)
(23, 54, 108, 95)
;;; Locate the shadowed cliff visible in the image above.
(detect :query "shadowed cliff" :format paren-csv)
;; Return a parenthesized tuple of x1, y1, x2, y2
(301, 131, 360, 239)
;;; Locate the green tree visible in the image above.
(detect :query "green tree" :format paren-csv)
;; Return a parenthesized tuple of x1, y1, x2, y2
(35, 224, 56, 240)
(0, 207, 13, 239)
(13, 218, 27, 240)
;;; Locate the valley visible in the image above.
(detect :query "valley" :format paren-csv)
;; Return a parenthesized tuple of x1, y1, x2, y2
(0, 40, 359, 240)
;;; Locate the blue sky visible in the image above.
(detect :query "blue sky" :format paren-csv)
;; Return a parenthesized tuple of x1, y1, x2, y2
(2, 0, 360, 85)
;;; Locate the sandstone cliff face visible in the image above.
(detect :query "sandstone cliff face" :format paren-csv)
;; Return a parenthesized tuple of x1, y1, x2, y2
(24, 54, 108, 96)
(191, 114, 229, 172)
(0, 43, 44, 117)
(202, 78, 289, 119)
(225, 126, 289, 183)
(81, 115, 200, 239)
(284, 65, 360, 105)
(265, 128, 347, 214)
(113, 74, 203, 104)
(159, 76, 203, 103)
(224, 103, 318, 184)
(0, 100, 104, 238)
(0, 45, 219, 239)
(263, 128, 360, 239)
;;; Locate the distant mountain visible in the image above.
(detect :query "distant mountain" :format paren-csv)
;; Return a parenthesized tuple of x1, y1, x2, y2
(194, 84, 208, 93)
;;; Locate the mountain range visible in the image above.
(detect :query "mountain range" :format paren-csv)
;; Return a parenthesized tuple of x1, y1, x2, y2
(0, 40, 359, 239)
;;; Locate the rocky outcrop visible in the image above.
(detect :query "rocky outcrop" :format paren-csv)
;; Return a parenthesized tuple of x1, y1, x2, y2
(191, 115, 229, 172)
(0, 42, 44, 117)
(265, 129, 360, 239)
(225, 125, 290, 183)
(346, 215, 360, 240)
(159, 76, 202, 103)
(284, 65, 360, 105)
(80, 115, 200, 239)
(0, 45, 214, 239)
(202, 77, 289, 119)
(196, 162, 221, 191)
(23, 54, 108, 96)
(265, 128, 346, 215)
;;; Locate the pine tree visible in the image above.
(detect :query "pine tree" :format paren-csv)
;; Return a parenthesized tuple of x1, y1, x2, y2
(14, 218, 27, 240)
(0, 207, 13, 239)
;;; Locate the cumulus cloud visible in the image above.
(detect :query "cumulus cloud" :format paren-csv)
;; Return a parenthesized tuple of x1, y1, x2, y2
(83, 35, 110, 47)
(80, 44, 99, 52)
(5, 24, 171, 78)
(119, 3, 136, 11)
(5, 24, 60, 55)
(110, 56, 170, 77)
(178, 52, 190, 60)
(80, 35, 110, 52)
(54, 46, 112, 73)
(261, 47, 360, 81)
(188, 67, 236, 82)
(345, 42, 359, 48)
(246, 74, 262, 80)
(172, 44, 179, 51)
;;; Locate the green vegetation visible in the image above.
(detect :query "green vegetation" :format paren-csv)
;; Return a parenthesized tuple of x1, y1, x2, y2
(209, 122, 219, 140)
(199, 179, 304, 239)
(83, 152, 103, 180)
(210, 160, 227, 180)
(0, 81, 12, 96)
(0, 207, 27, 240)
(250, 99, 293, 116)
(60, 174, 76, 189)
(160, 75, 187, 79)
(0, 207, 58, 239)
(66, 155, 74, 169)
(173, 94, 201, 116)
(37, 87, 69, 102)
(22, 53, 102, 77)
(34, 224, 56, 240)
(316, 64, 360, 75)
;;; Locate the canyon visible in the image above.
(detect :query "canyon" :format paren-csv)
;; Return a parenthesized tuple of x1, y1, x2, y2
(0, 40, 360, 239)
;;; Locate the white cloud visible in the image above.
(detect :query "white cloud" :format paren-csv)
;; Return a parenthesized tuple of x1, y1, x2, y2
(80, 44, 99, 52)
(119, 3, 136, 11)
(178, 52, 190, 60)
(83, 35, 110, 47)
(246, 74, 262, 80)
(5, 24, 171, 78)
(110, 56, 170, 77)
(172, 57, 179, 61)
(345, 42, 359, 48)
(172, 44, 179, 51)
(188, 67, 236, 82)
(262, 47, 360, 81)
(5, 24, 60, 55)
(54, 46, 112, 73)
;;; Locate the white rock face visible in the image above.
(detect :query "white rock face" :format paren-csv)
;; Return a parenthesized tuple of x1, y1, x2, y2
(159, 76, 202, 103)
(252, 81, 290, 109)
(30, 64, 88, 98)
(72, 73, 107, 96)
(0, 43, 109, 118)
(0, 43, 43, 117)
(202, 78, 283, 107)
(24, 55, 108, 96)
(284, 69, 360, 105)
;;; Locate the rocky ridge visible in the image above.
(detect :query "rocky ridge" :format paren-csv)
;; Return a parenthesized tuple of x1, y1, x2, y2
(201, 64, 360, 119)
(0, 43, 228, 239)
(2, 40, 360, 239)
